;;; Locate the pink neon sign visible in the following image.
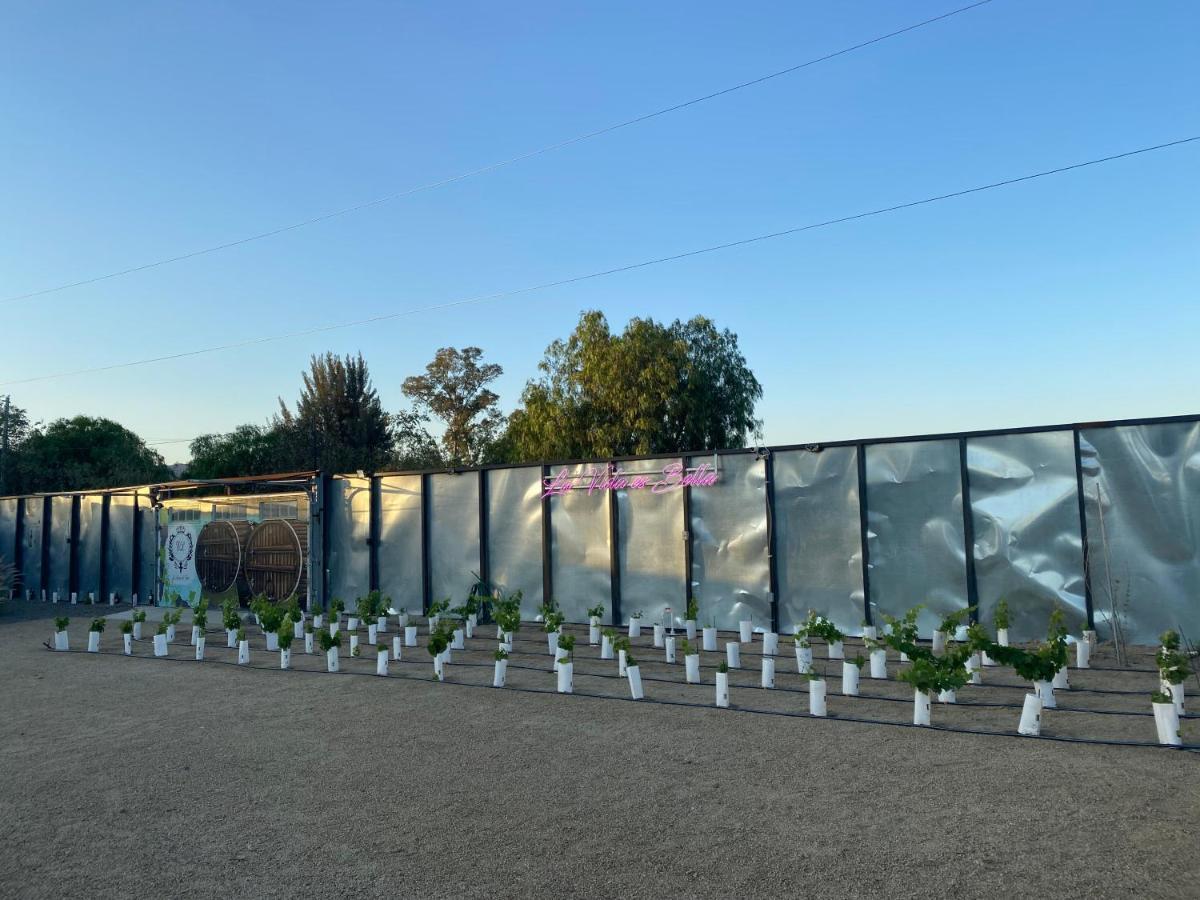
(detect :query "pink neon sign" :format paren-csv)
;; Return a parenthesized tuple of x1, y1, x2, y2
(540, 461, 719, 499)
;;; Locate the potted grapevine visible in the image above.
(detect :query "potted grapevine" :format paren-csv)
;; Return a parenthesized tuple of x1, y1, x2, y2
(304, 617, 315, 654)
(557, 648, 574, 694)
(738, 618, 753, 644)
(1152, 688, 1181, 746)
(121, 620, 134, 655)
(545, 611, 564, 655)
(260, 604, 284, 652)
(701, 618, 718, 652)
(132, 610, 147, 640)
(375, 642, 388, 676)
(428, 626, 450, 681)
(319, 629, 342, 672)
(725, 641, 741, 670)
(493, 647, 509, 687)
(278, 629, 294, 669)
(600, 627, 616, 660)
(807, 671, 827, 717)
(588, 604, 604, 645)
(842, 654, 864, 697)
(682, 639, 701, 684)
(237, 626, 250, 665)
(153, 621, 170, 657)
(715, 660, 730, 708)
(556, 633, 576, 672)
(1156, 632, 1190, 715)
(793, 627, 813, 675)
(934, 608, 971, 655)
(628, 611, 643, 639)
(626, 651, 644, 699)
(615, 636, 631, 676)
(993, 598, 1011, 647)
(685, 596, 699, 641)
(87, 617, 106, 653)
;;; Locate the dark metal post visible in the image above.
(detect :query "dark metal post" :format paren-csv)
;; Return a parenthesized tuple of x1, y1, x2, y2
(40, 497, 51, 597)
(12, 497, 24, 598)
(99, 494, 111, 603)
(313, 473, 331, 613)
(682, 474, 694, 616)
(608, 463, 621, 627)
(420, 473, 431, 615)
(1072, 428, 1096, 629)
(68, 495, 81, 599)
(477, 470, 489, 592)
(540, 465, 552, 608)
(856, 445, 873, 626)
(368, 476, 381, 593)
(132, 494, 142, 603)
(763, 451, 780, 634)
(958, 438, 980, 622)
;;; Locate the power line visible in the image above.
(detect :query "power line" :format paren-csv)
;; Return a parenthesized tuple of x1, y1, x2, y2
(0, 1, 998, 306)
(3, 134, 1195, 391)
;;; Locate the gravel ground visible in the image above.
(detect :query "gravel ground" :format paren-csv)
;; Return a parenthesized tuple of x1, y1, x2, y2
(1, 602, 1197, 899)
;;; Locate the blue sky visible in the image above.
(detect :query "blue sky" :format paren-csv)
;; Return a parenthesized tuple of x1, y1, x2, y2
(2, 0, 1197, 462)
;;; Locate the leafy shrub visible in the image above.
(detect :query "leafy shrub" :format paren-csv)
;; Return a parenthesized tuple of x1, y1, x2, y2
(318, 630, 342, 653)
(993, 599, 1010, 631)
(89, 618, 106, 633)
(54, 616, 70, 632)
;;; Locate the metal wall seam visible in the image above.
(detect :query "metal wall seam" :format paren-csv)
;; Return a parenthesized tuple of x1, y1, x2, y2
(856, 445, 872, 626)
(959, 437, 980, 622)
(1072, 428, 1095, 628)
(608, 461, 622, 627)
(764, 451, 780, 634)
(541, 464, 552, 608)
(420, 473, 431, 615)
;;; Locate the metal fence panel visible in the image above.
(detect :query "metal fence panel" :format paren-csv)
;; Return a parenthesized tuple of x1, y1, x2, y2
(967, 432, 1087, 642)
(549, 464, 611, 623)
(327, 476, 370, 611)
(107, 496, 135, 600)
(22, 500, 43, 596)
(428, 473, 480, 608)
(378, 475, 422, 616)
(617, 459, 684, 629)
(689, 453, 770, 631)
(76, 495, 104, 601)
(47, 496, 73, 598)
(1080, 422, 1200, 644)
(485, 467, 543, 619)
(774, 447, 865, 635)
(0, 498, 17, 588)
(866, 440, 968, 637)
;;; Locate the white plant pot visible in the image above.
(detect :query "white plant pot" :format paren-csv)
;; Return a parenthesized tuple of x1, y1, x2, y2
(195, 637, 205, 660)
(405, 626, 418, 646)
(437, 650, 448, 680)
(763, 633, 779, 656)
(281, 648, 292, 670)
(1018, 693, 1042, 736)
(237, 640, 250, 665)
(618, 649, 628, 677)
(326, 647, 340, 673)
(557, 662, 574, 694)
(493, 658, 507, 687)
(628, 618, 642, 638)
(468, 613, 477, 630)
(314, 614, 324, 628)
(913, 689, 932, 726)
(396, 613, 408, 629)
(225, 629, 236, 648)
(601, 635, 614, 660)
(702, 627, 717, 652)
(375, 650, 387, 676)
(653, 624, 665, 648)
(547, 631, 560, 655)
(762, 657, 776, 689)
(153, 634, 168, 657)
(828, 640, 844, 660)
(87, 632, 100, 653)
(982, 650, 997, 667)
(330, 622, 340, 638)
(841, 662, 859, 696)
(379, 617, 390, 634)
(627, 665, 644, 699)
(368, 624, 379, 645)
(900, 651, 910, 663)
(1153, 701, 1181, 746)
(932, 631, 947, 654)
(726, 643, 741, 670)
(266, 632, 279, 652)
(133, 622, 143, 640)
(452, 628, 464, 650)
(685, 654, 701, 684)
(1083, 629, 1097, 649)
(937, 689, 956, 704)
(1167, 682, 1185, 716)
(954, 625, 969, 642)
(1075, 640, 1090, 669)
(305, 633, 315, 654)
(796, 645, 813, 675)
(1052, 666, 1069, 690)
(997, 627, 1010, 647)
(1035, 680, 1056, 709)
(685, 620, 697, 641)
(69, 592, 75, 605)
(348, 617, 360, 632)
(497, 625, 504, 639)
(123, 633, 132, 655)
(809, 679, 827, 717)
(293, 621, 304, 639)
(664, 636, 676, 663)
(715, 671, 730, 708)
(191, 625, 201, 646)
(109, 593, 117, 606)
(863, 626, 878, 640)
(166, 625, 176, 643)
(589, 620, 600, 645)
(869, 649, 887, 680)
(501, 632, 513, 653)
(348, 634, 359, 656)
(738, 621, 753, 643)
(554, 645, 568, 672)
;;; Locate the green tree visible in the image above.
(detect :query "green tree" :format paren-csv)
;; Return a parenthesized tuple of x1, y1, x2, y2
(275, 352, 394, 473)
(499, 311, 761, 460)
(186, 424, 289, 479)
(0, 396, 33, 495)
(11, 416, 171, 493)
(401, 347, 504, 466)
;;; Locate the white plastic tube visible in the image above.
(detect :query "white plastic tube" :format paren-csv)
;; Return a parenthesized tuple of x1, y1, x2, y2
(937, 689, 956, 704)
(368, 624, 378, 645)
(305, 633, 315, 654)
(501, 632, 513, 653)
(618, 649, 628, 676)
(153, 634, 168, 657)
(293, 621, 304, 640)
(375, 649, 387, 676)
(589, 619, 600, 645)
(87, 632, 100, 653)
(869, 649, 887, 679)
(1018, 693, 1042, 736)
(966, 653, 982, 685)
(554, 645, 568, 672)
(686, 620, 697, 641)
(998, 627, 1010, 647)
(653, 624, 665, 648)
(166, 625, 176, 643)
(913, 689, 931, 726)
(133, 622, 143, 640)
(547, 631, 560, 656)
(726, 643, 740, 670)
(841, 662, 859, 696)
(761, 657, 776, 689)
(190, 626, 201, 646)
(809, 679, 827, 717)
(715, 672, 729, 707)
(627, 665, 644, 699)
(557, 662, 574, 694)
(762, 632, 779, 656)
(493, 658, 507, 687)
(601, 635, 614, 660)
(348, 617, 360, 632)
(954, 625, 969, 642)
(452, 628, 464, 650)
(1154, 701, 1181, 746)
(982, 650, 997, 667)
(932, 631, 947, 654)
(628, 618, 642, 638)
(1168, 682, 1185, 716)
(702, 627, 717, 652)
(827, 640, 844, 660)
(1035, 680, 1055, 709)
(226, 629, 236, 648)
(795, 645, 813, 675)
(738, 621, 753, 643)
(266, 632, 279, 652)
(326, 647, 339, 673)
(1052, 666, 1069, 690)
(1075, 640, 1090, 669)
(405, 626, 418, 647)
(685, 654, 701, 684)
(664, 636, 676, 664)
(237, 640, 250, 665)
(863, 626, 878, 641)
(280, 647, 291, 670)
(349, 634, 359, 656)
(123, 633, 132, 655)
(195, 637, 205, 661)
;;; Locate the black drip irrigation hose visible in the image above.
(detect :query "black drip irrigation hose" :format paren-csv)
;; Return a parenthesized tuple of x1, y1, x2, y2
(40, 642, 1200, 754)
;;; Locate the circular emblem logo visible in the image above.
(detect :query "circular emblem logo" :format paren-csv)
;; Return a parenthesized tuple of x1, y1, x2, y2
(167, 525, 194, 576)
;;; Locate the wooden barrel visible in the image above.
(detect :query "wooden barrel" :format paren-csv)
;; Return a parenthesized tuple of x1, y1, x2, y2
(195, 520, 248, 593)
(244, 518, 308, 601)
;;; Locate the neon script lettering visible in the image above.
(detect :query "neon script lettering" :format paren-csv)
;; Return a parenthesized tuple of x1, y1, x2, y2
(540, 462, 719, 499)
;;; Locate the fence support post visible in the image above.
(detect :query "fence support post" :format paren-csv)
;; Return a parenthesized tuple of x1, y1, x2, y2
(856, 445, 873, 626)
(1072, 428, 1096, 629)
(763, 451, 780, 635)
(369, 476, 381, 593)
(959, 437, 980, 623)
(608, 462, 621, 628)
(99, 494, 111, 603)
(540, 465, 553, 610)
(478, 469, 490, 596)
(420, 473, 431, 615)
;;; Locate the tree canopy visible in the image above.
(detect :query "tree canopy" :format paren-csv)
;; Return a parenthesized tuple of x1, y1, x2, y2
(9, 416, 171, 493)
(498, 310, 761, 460)
(401, 346, 504, 466)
